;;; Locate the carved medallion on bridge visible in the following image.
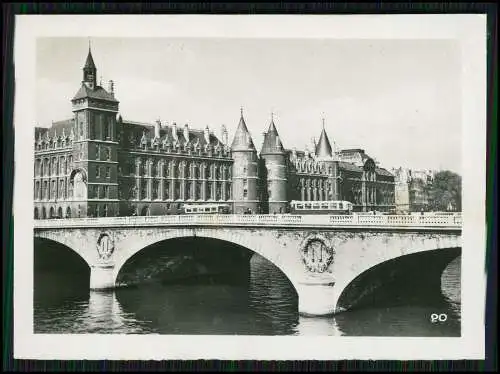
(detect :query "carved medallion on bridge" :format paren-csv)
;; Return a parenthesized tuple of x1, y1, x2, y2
(300, 234, 334, 273)
(96, 232, 115, 261)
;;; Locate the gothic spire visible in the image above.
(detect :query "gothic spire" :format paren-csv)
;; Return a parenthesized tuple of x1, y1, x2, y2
(84, 41, 96, 70)
(315, 119, 333, 159)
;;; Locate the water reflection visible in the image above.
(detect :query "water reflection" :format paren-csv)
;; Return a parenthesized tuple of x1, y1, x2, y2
(34, 250, 461, 336)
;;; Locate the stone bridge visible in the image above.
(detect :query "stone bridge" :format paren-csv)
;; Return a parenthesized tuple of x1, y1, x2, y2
(33, 214, 462, 316)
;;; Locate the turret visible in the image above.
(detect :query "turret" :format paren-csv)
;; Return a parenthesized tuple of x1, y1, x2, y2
(260, 114, 287, 214)
(315, 118, 339, 201)
(83, 46, 97, 90)
(230, 108, 258, 214)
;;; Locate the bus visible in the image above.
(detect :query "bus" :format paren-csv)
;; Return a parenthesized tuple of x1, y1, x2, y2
(183, 203, 231, 214)
(289, 200, 353, 215)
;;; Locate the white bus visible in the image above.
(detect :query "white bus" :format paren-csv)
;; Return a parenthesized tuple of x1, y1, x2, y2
(289, 200, 353, 215)
(183, 203, 231, 214)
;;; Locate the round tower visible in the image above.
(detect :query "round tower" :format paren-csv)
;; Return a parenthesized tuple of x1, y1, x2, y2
(315, 119, 339, 201)
(260, 115, 287, 214)
(230, 109, 259, 214)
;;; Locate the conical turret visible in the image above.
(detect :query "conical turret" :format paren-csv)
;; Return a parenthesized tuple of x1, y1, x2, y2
(259, 113, 287, 214)
(231, 108, 258, 214)
(231, 110, 256, 152)
(260, 117, 285, 155)
(315, 120, 333, 159)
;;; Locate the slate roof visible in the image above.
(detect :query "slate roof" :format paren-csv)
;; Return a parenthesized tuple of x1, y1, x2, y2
(231, 114, 256, 152)
(84, 48, 96, 69)
(338, 161, 363, 173)
(375, 167, 394, 177)
(315, 128, 333, 158)
(122, 121, 223, 148)
(72, 83, 118, 103)
(35, 119, 75, 140)
(261, 119, 285, 154)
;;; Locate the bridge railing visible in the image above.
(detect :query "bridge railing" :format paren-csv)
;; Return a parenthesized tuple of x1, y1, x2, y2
(33, 213, 462, 229)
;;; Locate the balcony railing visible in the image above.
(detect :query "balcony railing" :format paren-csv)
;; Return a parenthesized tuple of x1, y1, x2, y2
(33, 213, 462, 229)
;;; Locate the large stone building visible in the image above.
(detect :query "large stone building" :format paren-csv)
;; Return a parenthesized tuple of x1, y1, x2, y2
(391, 167, 435, 213)
(33, 47, 396, 219)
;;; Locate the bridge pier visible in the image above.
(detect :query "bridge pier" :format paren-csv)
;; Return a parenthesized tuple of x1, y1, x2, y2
(297, 282, 338, 316)
(90, 265, 116, 290)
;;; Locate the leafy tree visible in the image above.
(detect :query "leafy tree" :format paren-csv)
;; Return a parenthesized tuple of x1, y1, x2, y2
(426, 170, 462, 211)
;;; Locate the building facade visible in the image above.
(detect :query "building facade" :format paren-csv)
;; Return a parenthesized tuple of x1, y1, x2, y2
(33, 48, 396, 218)
(391, 167, 435, 213)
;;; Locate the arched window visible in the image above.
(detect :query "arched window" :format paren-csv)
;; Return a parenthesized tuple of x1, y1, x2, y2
(35, 181, 40, 200)
(152, 161, 157, 177)
(59, 180, 65, 198)
(42, 207, 46, 219)
(141, 182, 148, 200)
(40, 161, 44, 176)
(57, 207, 63, 218)
(49, 207, 55, 219)
(103, 122, 109, 141)
(34, 208, 39, 219)
(66, 207, 71, 218)
(141, 206, 150, 216)
(152, 181, 159, 200)
(51, 181, 56, 199)
(164, 181, 170, 199)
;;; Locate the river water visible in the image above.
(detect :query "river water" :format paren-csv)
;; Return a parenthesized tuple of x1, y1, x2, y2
(34, 254, 461, 336)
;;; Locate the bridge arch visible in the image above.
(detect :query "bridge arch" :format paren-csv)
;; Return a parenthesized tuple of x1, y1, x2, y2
(34, 231, 95, 267)
(111, 230, 301, 293)
(333, 244, 461, 313)
(34, 237, 91, 289)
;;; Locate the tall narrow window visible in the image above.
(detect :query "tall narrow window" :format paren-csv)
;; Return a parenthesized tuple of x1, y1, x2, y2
(96, 167, 101, 178)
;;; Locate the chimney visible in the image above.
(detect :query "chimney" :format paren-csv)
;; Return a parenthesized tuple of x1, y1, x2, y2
(221, 124, 228, 145)
(204, 125, 210, 144)
(154, 119, 161, 139)
(183, 123, 190, 142)
(172, 122, 178, 141)
(108, 80, 114, 97)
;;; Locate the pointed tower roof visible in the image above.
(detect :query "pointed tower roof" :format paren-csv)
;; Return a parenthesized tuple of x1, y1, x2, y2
(315, 119, 333, 159)
(261, 115, 285, 154)
(231, 109, 256, 152)
(84, 45, 96, 70)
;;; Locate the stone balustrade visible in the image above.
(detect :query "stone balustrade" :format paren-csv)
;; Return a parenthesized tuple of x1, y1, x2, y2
(33, 213, 462, 229)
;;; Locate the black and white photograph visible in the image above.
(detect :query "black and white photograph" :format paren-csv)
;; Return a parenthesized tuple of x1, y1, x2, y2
(14, 15, 486, 360)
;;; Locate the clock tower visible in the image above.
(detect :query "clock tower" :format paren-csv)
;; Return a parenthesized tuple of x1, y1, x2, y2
(69, 46, 120, 217)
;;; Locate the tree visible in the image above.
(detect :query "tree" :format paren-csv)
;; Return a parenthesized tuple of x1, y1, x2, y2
(426, 170, 462, 212)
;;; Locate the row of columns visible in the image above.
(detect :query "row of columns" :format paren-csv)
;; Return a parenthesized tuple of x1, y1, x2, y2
(135, 178, 231, 201)
(35, 156, 73, 177)
(135, 159, 231, 180)
(299, 186, 333, 201)
(34, 177, 73, 201)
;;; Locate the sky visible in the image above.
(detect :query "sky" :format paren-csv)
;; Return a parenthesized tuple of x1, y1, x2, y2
(35, 37, 462, 173)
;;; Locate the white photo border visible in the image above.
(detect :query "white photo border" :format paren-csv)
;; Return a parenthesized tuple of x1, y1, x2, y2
(13, 14, 487, 360)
